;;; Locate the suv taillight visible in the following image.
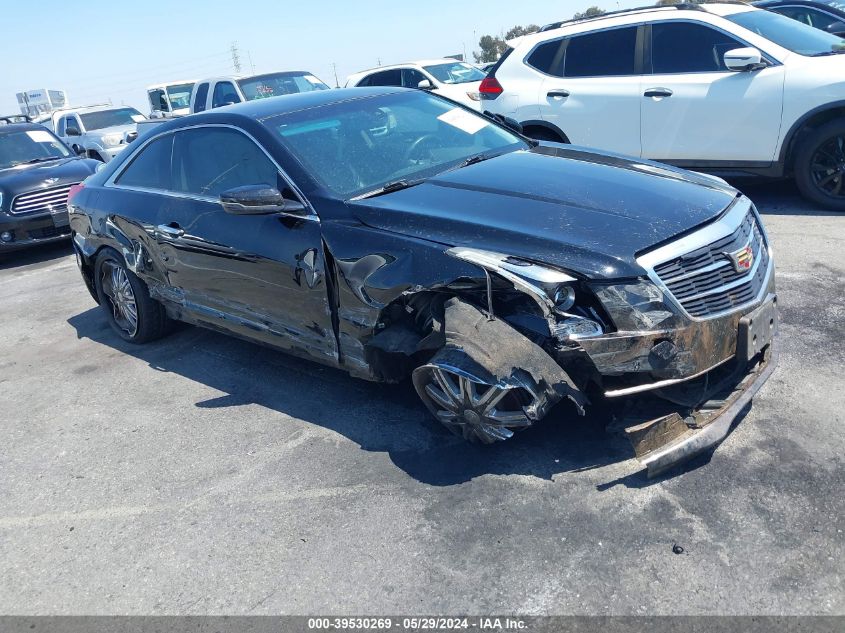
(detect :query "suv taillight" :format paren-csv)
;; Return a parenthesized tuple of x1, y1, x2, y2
(68, 183, 84, 204)
(479, 76, 504, 100)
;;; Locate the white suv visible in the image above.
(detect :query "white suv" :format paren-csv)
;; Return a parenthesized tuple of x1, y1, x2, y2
(481, 3, 845, 209)
(346, 60, 487, 110)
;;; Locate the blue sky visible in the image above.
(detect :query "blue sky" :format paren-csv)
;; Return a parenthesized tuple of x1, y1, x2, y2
(1, 0, 644, 115)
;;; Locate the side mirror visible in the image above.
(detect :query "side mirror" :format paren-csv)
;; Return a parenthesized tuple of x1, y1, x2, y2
(724, 47, 765, 72)
(220, 185, 306, 215)
(417, 79, 434, 90)
(66, 126, 81, 136)
(826, 21, 845, 35)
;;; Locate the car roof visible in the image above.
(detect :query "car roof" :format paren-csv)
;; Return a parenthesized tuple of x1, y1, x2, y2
(350, 59, 469, 76)
(754, 0, 844, 8)
(161, 87, 408, 128)
(523, 3, 756, 47)
(194, 71, 314, 84)
(0, 122, 52, 135)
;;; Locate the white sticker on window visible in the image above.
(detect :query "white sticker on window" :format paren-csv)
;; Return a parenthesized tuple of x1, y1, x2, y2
(26, 130, 55, 143)
(437, 108, 488, 134)
(131, 114, 146, 122)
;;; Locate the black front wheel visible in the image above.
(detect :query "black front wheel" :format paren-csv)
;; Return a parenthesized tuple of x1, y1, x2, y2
(94, 249, 171, 343)
(795, 120, 845, 211)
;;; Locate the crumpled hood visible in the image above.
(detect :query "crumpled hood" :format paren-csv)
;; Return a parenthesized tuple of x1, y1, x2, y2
(349, 145, 739, 279)
(0, 157, 98, 211)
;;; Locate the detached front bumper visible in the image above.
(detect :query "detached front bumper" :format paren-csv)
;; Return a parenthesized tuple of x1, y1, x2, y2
(625, 338, 777, 477)
(0, 210, 71, 251)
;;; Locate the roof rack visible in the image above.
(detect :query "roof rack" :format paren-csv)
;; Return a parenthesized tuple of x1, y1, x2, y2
(0, 114, 33, 124)
(539, 3, 708, 32)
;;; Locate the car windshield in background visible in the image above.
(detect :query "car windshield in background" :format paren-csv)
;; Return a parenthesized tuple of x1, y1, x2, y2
(728, 9, 845, 54)
(0, 129, 70, 169)
(80, 108, 144, 130)
(238, 73, 330, 100)
(268, 91, 526, 198)
(423, 62, 487, 84)
(166, 83, 194, 109)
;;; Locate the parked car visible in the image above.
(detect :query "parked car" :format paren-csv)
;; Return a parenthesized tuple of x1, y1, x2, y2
(346, 59, 487, 110)
(754, 0, 845, 36)
(481, 2, 845, 209)
(147, 80, 196, 118)
(68, 88, 776, 476)
(0, 123, 98, 252)
(53, 105, 146, 162)
(189, 71, 330, 113)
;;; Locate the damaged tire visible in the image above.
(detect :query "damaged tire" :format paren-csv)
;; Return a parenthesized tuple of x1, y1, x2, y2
(413, 352, 538, 444)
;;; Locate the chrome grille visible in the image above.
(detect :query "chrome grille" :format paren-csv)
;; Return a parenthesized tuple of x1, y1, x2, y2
(11, 183, 77, 215)
(652, 210, 770, 319)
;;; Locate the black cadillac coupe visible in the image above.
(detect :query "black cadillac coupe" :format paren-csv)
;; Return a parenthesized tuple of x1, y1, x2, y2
(68, 88, 777, 476)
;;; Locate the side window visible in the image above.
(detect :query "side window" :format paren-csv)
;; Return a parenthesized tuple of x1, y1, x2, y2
(402, 68, 428, 88)
(56, 117, 66, 136)
(193, 82, 209, 112)
(149, 89, 167, 111)
(212, 81, 241, 109)
(651, 22, 745, 74)
(364, 69, 402, 87)
(171, 127, 279, 198)
(802, 7, 841, 30)
(65, 117, 79, 133)
(115, 135, 174, 190)
(564, 27, 638, 77)
(527, 40, 566, 77)
(775, 6, 815, 27)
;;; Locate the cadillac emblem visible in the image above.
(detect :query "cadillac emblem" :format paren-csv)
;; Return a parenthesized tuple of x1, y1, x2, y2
(727, 244, 754, 273)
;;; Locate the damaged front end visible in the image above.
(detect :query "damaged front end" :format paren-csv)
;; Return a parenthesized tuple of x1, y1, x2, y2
(408, 197, 775, 475)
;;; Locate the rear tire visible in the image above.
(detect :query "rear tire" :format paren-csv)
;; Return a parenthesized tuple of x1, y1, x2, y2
(794, 120, 845, 211)
(94, 249, 170, 343)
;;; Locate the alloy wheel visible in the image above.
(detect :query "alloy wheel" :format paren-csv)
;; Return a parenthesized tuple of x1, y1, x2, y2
(413, 363, 536, 443)
(810, 135, 845, 198)
(100, 261, 138, 337)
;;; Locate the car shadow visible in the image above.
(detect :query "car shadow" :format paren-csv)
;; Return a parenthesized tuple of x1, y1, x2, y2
(0, 241, 74, 269)
(67, 306, 713, 488)
(728, 178, 839, 217)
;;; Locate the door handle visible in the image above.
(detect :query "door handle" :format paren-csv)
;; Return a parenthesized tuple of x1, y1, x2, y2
(156, 223, 184, 238)
(547, 89, 570, 98)
(644, 88, 673, 98)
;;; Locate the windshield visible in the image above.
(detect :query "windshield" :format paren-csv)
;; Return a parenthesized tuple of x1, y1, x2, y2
(238, 72, 330, 100)
(422, 62, 487, 84)
(0, 128, 71, 169)
(820, 0, 845, 9)
(267, 91, 526, 198)
(166, 83, 194, 109)
(727, 9, 845, 55)
(80, 108, 144, 130)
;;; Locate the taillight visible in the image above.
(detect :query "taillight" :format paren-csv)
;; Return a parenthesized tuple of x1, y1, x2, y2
(68, 183, 85, 204)
(479, 76, 504, 99)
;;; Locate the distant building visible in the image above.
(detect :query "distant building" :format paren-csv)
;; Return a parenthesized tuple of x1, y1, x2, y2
(16, 89, 68, 117)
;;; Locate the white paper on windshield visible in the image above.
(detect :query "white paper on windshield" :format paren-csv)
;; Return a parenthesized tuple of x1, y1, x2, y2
(437, 108, 488, 134)
(131, 114, 146, 122)
(26, 130, 55, 143)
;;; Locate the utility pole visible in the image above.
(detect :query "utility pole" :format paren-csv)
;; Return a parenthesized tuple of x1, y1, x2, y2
(332, 63, 340, 88)
(230, 42, 242, 73)
(248, 51, 256, 74)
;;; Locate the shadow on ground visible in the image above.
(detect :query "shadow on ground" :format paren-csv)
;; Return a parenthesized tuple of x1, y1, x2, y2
(66, 306, 729, 489)
(0, 242, 73, 270)
(729, 178, 841, 216)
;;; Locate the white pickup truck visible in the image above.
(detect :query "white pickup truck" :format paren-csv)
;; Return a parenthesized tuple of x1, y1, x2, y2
(52, 105, 146, 162)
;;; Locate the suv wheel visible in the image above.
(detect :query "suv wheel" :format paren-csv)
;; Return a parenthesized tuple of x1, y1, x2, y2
(795, 120, 845, 211)
(94, 249, 170, 343)
(524, 127, 564, 143)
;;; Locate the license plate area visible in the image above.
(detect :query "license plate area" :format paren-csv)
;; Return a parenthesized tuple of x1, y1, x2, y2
(737, 294, 777, 362)
(50, 208, 70, 227)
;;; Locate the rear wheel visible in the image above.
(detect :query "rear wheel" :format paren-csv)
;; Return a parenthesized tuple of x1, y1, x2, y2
(794, 120, 845, 211)
(94, 249, 170, 343)
(412, 355, 539, 444)
(523, 126, 565, 143)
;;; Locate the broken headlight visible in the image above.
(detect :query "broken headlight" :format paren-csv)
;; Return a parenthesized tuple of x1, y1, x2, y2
(592, 280, 678, 332)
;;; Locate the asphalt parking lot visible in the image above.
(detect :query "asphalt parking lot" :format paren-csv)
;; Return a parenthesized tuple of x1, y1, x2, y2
(0, 180, 842, 616)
